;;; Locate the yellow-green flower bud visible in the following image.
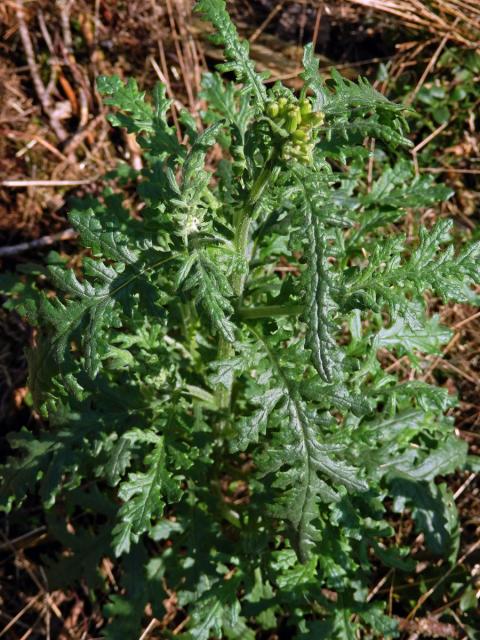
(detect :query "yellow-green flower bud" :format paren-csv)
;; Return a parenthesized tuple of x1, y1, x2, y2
(277, 97, 288, 112)
(311, 111, 325, 126)
(299, 100, 313, 116)
(293, 129, 308, 141)
(286, 114, 298, 133)
(266, 102, 279, 118)
(303, 111, 325, 127)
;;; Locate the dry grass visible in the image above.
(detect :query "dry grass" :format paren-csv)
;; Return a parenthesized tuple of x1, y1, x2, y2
(347, 0, 480, 47)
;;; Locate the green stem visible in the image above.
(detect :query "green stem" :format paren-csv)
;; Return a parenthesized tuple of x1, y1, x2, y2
(249, 161, 274, 204)
(217, 304, 303, 410)
(216, 336, 234, 411)
(202, 186, 220, 211)
(232, 160, 274, 297)
(232, 214, 252, 297)
(215, 156, 278, 411)
(238, 304, 304, 320)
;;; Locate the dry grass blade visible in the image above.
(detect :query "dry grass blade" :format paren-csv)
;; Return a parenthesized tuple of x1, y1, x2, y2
(15, 0, 69, 141)
(249, 0, 287, 43)
(138, 618, 160, 640)
(421, 167, 480, 174)
(407, 538, 480, 620)
(0, 593, 42, 638)
(346, 0, 480, 47)
(2, 178, 98, 187)
(406, 22, 457, 106)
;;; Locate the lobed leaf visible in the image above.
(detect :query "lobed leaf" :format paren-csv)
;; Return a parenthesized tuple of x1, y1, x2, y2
(196, 0, 267, 109)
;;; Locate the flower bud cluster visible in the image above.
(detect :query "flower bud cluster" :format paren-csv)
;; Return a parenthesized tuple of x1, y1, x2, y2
(265, 96, 324, 164)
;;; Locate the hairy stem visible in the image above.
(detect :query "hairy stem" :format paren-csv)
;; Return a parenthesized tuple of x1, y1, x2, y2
(232, 160, 274, 297)
(239, 304, 304, 319)
(215, 158, 278, 411)
(216, 336, 234, 411)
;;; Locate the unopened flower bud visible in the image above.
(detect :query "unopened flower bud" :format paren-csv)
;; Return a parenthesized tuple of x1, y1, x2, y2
(299, 100, 313, 116)
(311, 111, 325, 126)
(286, 114, 298, 133)
(266, 102, 279, 118)
(293, 129, 308, 141)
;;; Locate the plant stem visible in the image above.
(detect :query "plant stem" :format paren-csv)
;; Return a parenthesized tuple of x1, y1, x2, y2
(232, 160, 274, 297)
(216, 336, 234, 411)
(216, 301, 302, 412)
(232, 215, 251, 297)
(239, 304, 304, 319)
(215, 157, 278, 411)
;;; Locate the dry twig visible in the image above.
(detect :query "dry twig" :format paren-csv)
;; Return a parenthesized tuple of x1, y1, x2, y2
(0, 229, 77, 258)
(15, 0, 68, 141)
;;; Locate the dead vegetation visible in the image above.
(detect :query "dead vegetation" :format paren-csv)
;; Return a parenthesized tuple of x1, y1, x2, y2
(0, 1, 479, 638)
(347, 0, 480, 48)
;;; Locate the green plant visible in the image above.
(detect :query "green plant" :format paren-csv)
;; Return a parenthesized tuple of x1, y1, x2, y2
(383, 47, 480, 170)
(1, 1, 478, 637)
